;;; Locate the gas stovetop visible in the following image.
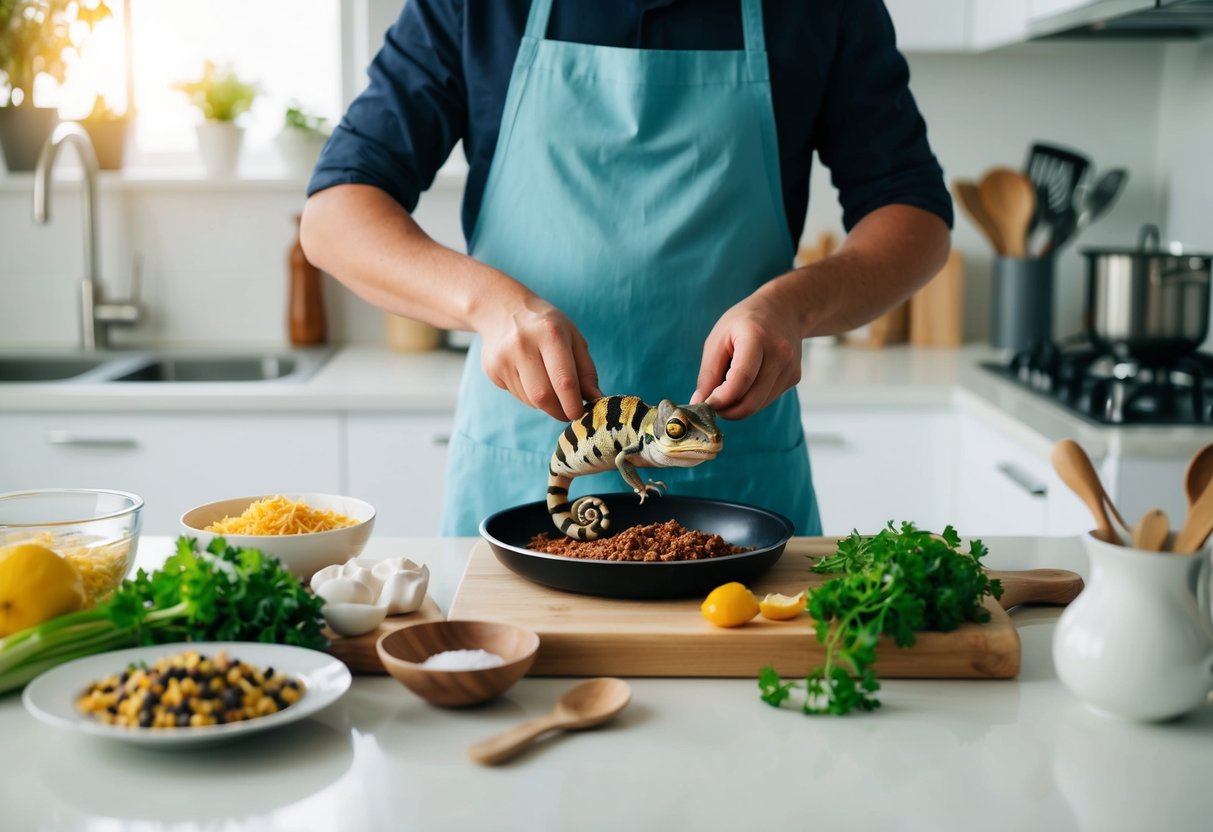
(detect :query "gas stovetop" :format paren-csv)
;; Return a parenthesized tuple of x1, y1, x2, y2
(982, 339, 1213, 426)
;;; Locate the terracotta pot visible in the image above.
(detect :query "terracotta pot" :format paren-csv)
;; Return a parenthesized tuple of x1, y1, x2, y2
(0, 105, 59, 172)
(80, 116, 132, 170)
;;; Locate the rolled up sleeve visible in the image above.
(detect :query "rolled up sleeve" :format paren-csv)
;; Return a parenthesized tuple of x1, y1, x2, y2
(814, 0, 952, 232)
(307, 0, 466, 212)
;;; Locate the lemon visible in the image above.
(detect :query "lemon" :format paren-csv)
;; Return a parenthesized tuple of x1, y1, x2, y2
(759, 591, 806, 621)
(700, 582, 759, 628)
(0, 543, 87, 638)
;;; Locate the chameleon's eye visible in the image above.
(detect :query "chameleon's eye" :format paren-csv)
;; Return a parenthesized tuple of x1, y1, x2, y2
(665, 419, 686, 438)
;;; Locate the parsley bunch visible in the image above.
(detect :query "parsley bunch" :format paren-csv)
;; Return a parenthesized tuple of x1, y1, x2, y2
(759, 522, 1001, 716)
(0, 537, 327, 694)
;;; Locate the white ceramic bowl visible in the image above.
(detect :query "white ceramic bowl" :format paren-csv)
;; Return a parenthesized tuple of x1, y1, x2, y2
(180, 493, 375, 581)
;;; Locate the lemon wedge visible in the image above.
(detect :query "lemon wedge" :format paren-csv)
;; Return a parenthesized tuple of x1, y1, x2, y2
(758, 591, 806, 621)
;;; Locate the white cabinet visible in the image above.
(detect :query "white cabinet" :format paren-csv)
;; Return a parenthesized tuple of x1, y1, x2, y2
(0, 412, 342, 535)
(950, 411, 1091, 537)
(802, 408, 953, 536)
(884, 0, 971, 51)
(345, 413, 452, 536)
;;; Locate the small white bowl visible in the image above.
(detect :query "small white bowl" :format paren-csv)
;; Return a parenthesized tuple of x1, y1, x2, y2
(180, 493, 375, 581)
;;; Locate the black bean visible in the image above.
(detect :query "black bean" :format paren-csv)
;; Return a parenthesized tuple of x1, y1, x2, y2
(221, 688, 242, 710)
(119, 670, 129, 684)
(138, 711, 153, 728)
(264, 667, 274, 679)
(176, 713, 190, 727)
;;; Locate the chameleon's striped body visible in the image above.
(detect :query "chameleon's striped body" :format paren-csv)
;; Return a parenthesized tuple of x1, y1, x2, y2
(547, 395, 723, 540)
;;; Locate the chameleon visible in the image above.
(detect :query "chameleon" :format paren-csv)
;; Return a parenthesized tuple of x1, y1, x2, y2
(546, 395, 724, 540)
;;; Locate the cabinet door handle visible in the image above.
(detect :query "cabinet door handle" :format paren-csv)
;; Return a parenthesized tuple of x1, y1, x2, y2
(44, 431, 138, 449)
(432, 434, 450, 446)
(996, 462, 1047, 497)
(804, 432, 848, 448)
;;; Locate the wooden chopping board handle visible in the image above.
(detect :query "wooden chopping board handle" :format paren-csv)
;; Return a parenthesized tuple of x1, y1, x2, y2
(987, 568, 1084, 610)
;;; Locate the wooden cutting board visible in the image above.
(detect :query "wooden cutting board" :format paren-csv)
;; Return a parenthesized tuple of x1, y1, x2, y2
(445, 538, 1083, 679)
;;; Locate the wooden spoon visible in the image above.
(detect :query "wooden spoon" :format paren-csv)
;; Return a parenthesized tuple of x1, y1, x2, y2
(1173, 471, 1213, 554)
(953, 180, 1005, 254)
(1131, 508, 1169, 552)
(979, 168, 1036, 258)
(468, 678, 631, 766)
(1182, 444, 1213, 532)
(1051, 439, 1121, 544)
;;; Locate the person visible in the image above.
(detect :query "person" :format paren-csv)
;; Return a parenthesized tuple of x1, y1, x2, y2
(301, 0, 952, 537)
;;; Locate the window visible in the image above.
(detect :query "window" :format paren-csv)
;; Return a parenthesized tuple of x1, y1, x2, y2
(56, 0, 343, 166)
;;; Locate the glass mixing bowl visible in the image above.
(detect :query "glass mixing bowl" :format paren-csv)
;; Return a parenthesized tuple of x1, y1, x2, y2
(0, 489, 144, 604)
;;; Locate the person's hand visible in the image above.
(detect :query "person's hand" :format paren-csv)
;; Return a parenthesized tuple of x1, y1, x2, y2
(691, 289, 803, 420)
(477, 291, 603, 422)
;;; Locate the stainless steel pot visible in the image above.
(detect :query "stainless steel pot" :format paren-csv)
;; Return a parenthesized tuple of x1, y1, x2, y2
(1083, 225, 1212, 361)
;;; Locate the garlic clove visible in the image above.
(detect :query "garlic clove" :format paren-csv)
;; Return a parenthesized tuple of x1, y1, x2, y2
(379, 563, 430, 615)
(309, 564, 344, 594)
(315, 576, 374, 606)
(344, 564, 380, 596)
(322, 602, 387, 637)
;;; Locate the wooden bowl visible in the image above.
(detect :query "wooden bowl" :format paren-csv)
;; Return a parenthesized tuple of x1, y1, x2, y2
(375, 620, 540, 708)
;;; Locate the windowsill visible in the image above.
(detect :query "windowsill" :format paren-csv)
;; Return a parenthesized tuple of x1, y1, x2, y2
(0, 167, 469, 194)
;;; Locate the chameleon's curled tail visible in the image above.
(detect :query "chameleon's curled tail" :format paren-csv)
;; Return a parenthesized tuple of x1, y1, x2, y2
(547, 474, 610, 540)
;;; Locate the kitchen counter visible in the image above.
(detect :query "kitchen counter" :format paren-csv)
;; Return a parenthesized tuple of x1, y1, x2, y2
(2, 534, 1211, 832)
(1, 343, 1208, 459)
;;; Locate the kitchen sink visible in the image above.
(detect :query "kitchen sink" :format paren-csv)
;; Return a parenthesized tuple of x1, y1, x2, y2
(0, 348, 333, 384)
(111, 356, 301, 383)
(0, 356, 112, 382)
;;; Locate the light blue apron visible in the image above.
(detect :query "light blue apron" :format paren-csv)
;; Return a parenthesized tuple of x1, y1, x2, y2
(440, 0, 820, 536)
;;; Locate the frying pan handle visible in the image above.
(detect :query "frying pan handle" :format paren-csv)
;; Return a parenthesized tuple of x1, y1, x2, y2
(1138, 223, 1161, 253)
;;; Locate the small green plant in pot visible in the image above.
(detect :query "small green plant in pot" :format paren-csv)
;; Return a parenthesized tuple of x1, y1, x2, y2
(172, 60, 259, 177)
(276, 101, 330, 179)
(0, 0, 112, 171)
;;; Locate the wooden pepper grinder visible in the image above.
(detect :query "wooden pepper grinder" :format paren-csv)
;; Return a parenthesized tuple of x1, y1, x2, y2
(288, 214, 327, 346)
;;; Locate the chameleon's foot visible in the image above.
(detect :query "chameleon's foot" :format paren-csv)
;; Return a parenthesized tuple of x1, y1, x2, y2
(635, 480, 666, 505)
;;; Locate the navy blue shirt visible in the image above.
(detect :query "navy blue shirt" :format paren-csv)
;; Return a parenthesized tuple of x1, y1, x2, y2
(309, 0, 952, 244)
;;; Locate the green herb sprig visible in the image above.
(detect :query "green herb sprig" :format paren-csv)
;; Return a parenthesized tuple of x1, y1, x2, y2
(759, 522, 1002, 716)
(0, 536, 327, 694)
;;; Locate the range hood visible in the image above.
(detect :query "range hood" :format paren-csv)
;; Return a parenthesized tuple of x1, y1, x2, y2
(1031, 0, 1213, 40)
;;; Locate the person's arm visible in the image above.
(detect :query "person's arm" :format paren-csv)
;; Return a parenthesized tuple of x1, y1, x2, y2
(692, 204, 948, 419)
(300, 0, 599, 422)
(693, 0, 952, 420)
(302, 186, 601, 422)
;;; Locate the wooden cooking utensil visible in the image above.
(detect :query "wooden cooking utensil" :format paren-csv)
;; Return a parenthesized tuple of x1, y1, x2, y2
(953, 180, 1006, 254)
(979, 168, 1036, 258)
(468, 677, 632, 766)
(1051, 439, 1122, 544)
(1131, 508, 1170, 552)
(1171, 444, 1213, 553)
(1173, 473, 1213, 554)
(1183, 443, 1213, 518)
(986, 568, 1085, 610)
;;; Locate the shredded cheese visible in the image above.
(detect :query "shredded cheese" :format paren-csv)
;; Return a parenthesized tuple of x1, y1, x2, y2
(204, 495, 358, 536)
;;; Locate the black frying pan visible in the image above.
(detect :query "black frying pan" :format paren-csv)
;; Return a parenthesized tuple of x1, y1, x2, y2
(479, 494, 793, 600)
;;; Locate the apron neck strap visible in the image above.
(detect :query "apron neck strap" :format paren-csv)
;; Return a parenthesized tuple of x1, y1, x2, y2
(524, 0, 766, 52)
(523, 0, 555, 40)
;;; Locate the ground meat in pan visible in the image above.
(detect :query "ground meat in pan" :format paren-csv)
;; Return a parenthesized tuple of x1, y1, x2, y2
(528, 520, 752, 562)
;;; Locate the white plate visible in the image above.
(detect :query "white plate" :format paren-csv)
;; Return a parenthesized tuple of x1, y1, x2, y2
(22, 641, 351, 749)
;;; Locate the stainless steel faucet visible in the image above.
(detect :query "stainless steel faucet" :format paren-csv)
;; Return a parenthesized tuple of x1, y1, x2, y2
(33, 121, 141, 351)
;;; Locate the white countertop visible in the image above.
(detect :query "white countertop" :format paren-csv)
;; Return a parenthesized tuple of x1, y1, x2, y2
(1, 342, 1209, 458)
(2, 534, 1212, 832)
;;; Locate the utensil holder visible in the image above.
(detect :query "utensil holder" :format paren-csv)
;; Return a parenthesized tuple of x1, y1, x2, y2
(991, 256, 1054, 351)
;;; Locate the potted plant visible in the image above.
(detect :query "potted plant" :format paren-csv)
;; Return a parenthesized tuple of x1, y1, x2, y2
(79, 93, 128, 169)
(172, 60, 259, 177)
(0, 0, 112, 172)
(276, 101, 329, 179)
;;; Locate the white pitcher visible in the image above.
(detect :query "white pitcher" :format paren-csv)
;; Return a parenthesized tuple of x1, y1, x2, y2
(1054, 532, 1213, 722)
